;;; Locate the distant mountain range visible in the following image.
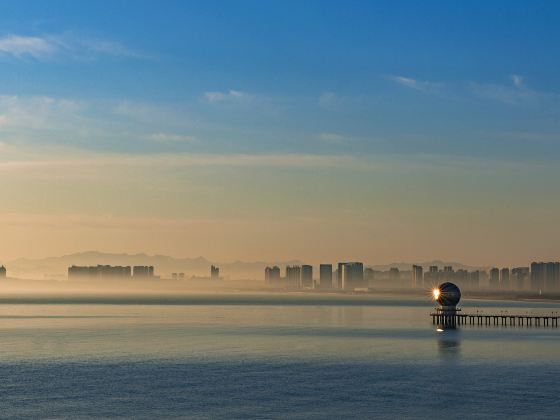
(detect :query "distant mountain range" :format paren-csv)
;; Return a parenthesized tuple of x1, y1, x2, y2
(3, 251, 489, 280)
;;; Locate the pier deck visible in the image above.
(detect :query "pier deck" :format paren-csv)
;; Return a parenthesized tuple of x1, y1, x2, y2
(430, 311, 560, 327)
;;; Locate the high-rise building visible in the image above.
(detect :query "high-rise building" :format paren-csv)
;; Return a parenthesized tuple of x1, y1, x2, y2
(68, 265, 132, 280)
(337, 263, 344, 289)
(301, 265, 313, 288)
(0, 265, 5, 278)
(489, 268, 500, 289)
(319, 264, 333, 289)
(531, 262, 545, 291)
(424, 266, 439, 286)
(210, 265, 220, 280)
(339, 262, 364, 290)
(286, 265, 301, 288)
(545, 262, 560, 291)
(500, 268, 510, 290)
(469, 270, 480, 289)
(133, 266, 154, 278)
(265, 266, 281, 286)
(512, 267, 529, 290)
(412, 265, 423, 288)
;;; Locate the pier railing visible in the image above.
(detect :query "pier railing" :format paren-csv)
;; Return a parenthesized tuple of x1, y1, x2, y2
(430, 310, 559, 327)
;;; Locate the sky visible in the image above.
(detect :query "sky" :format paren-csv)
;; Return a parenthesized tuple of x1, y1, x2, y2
(1, 0, 560, 266)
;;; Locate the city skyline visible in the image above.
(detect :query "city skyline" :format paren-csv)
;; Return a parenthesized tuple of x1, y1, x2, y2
(2, 1, 560, 265)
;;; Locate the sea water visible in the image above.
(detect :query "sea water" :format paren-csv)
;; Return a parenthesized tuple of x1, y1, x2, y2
(0, 294, 559, 419)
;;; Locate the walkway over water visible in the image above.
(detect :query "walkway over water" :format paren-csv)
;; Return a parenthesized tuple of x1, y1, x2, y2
(430, 309, 560, 327)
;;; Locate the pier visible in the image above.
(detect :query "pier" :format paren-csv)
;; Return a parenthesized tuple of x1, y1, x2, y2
(430, 308, 560, 327)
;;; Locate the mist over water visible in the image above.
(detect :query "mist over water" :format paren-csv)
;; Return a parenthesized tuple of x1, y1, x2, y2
(0, 295, 559, 418)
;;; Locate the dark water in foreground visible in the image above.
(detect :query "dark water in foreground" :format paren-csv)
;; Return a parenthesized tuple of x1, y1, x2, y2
(0, 295, 559, 418)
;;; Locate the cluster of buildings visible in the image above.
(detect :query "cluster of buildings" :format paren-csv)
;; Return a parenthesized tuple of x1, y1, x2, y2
(0, 265, 6, 278)
(412, 263, 556, 291)
(172, 265, 220, 280)
(529, 262, 560, 291)
(411, 262, 560, 292)
(266, 262, 367, 290)
(265, 261, 560, 293)
(68, 265, 155, 280)
(413, 265, 481, 290)
(67, 264, 221, 281)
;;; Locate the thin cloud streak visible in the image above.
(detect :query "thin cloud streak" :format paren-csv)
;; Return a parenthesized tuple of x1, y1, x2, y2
(0, 153, 368, 173)
(387, 75, 444, 92)
(203, 90, 254, 104)
(148, 132, 199, 144)
(0, 33, 142, 60)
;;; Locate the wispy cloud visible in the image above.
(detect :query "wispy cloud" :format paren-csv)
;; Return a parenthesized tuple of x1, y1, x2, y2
(148, 132, 199, 144)
(388, 75, 443, 92)
(0, 34, 141, 61)
(511, 74, 524, 88)
(0, 153, 372, 175)
(203, 90, 254, 104)
(317, 132, 347, 145)
(0, 95, 83, 130)
(0, 35, 58, 59)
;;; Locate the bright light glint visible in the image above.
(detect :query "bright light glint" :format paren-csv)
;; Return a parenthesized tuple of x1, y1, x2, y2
(433, 288, 440, 300)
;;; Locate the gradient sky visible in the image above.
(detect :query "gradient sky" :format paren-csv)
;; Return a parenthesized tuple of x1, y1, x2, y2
(1, 0, 560, 265)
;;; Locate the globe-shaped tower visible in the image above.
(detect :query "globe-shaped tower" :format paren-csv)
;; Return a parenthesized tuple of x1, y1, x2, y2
(435, 282, 461, 307)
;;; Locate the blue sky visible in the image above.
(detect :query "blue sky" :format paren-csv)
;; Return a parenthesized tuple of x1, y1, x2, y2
(1, 1, 560, 264)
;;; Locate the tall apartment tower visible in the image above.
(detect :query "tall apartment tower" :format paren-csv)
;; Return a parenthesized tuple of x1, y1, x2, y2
(319, 264, 333, 289)
(531, 262, 545, 291)
(133, 266, 154, 278)
(500, 268, 510, 289)
(339, 262, 364, 290)
(265, 266, 281, 286)
(412, 265, 423, 288)
(0, 265, 6, 278)
(286, 265, 301, 288)
(210, 265, 220, 280)
(545, 262, 560, 291)
(301, 265, 313, 288)
(489, 268, 500, 289)
(512, 267, 529, 290)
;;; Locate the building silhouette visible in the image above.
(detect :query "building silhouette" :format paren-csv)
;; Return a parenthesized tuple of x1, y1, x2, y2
(489, 267, 500, 289)
(512, 267, 529, 290)
(531, 262, 560, 292)
(500, 268, 510, 290)
(286, 265, 301, 288)
(319, 264, 333, 289)
(265, 266, 281, 287)
(412, 265, 423, 288)
(133, 266, 154, 278)
(339, 262, 364, 290)
(301, 265, 313, 288)
(210, 265, 220, 280)
(0, 265, 5, 278)
(68, 265, 132, 280)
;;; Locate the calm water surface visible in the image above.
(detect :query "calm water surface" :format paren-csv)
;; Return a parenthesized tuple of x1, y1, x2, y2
(0, 295, 559, 418)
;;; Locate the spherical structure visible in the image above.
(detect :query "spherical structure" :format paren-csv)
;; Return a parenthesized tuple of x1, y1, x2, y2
(434, 282, 461, 306)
